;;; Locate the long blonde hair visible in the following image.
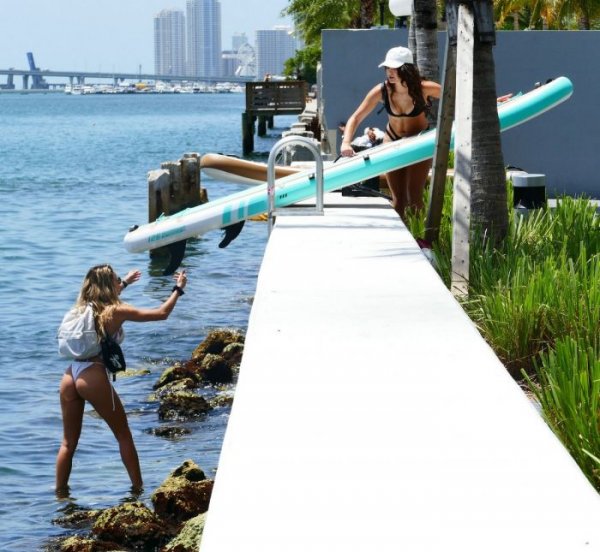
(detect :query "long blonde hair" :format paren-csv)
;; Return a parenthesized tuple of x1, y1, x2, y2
(75, 264, 121, 337)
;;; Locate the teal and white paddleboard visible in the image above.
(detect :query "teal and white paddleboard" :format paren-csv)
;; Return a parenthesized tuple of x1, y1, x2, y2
(124, 76, 573, 255)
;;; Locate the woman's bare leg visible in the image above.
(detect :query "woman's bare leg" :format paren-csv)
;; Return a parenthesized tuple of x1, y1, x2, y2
(385, 167, 410, 221)
(75, 365, 143, 490)
(56, 369, 84, 495)
(405, 159, 432, 213)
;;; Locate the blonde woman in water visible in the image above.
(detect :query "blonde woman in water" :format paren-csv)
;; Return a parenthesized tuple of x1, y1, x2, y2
(55, 264, 187, 495)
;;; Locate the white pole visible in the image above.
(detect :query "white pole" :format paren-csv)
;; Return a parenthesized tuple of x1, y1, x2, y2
(451, 3, 474, 297)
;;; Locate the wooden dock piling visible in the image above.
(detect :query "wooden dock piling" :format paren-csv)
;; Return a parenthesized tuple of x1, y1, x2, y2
(147, 152, 207, 258)
(242, 81, 307, 155)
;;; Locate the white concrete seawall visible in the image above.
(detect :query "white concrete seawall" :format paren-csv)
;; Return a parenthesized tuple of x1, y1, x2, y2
(201, 193, 600, 551)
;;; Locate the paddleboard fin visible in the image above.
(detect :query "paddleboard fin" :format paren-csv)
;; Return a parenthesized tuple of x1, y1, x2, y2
(219, 221, 245, 248)
(163, 239, 187, 275)
(349, 184, 391, 201)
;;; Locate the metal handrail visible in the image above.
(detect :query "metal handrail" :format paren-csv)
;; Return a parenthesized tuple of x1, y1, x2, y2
(267, 136, 324, 236)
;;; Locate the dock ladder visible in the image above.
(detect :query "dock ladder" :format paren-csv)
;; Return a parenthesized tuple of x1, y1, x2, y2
(267, 135, 324, 235)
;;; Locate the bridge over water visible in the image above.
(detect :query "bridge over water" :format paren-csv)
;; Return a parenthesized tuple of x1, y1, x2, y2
(0, 67, 253, 90)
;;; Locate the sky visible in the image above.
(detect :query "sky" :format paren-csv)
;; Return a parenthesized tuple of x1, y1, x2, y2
(0, 0, 292, 74)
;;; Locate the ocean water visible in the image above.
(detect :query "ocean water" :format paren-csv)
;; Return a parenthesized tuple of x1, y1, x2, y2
(0, 91, 293, 550)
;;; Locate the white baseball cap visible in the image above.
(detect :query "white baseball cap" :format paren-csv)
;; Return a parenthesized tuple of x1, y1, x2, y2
(378, 46, 413, 68)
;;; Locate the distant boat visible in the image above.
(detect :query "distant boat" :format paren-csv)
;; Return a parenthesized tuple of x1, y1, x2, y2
(62, 80, 242, 95)
(214, 83, 232, 93)
(65, 84, 83, 95)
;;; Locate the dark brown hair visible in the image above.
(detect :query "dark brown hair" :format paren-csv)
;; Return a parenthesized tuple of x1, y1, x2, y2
(389, 64, 428, 113)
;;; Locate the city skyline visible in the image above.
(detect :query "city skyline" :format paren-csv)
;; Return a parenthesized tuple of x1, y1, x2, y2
(154, 2, 297, 80)
(0, 0, 291, 74)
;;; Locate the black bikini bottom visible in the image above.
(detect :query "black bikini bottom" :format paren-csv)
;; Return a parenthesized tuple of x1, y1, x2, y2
(385, 124, 406, 141)
(385, 124, 429, 141)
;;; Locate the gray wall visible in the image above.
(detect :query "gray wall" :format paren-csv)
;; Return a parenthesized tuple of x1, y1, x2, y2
(321, 29, 600, 197)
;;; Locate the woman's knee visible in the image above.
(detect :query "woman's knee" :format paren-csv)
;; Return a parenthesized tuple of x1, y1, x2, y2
(112, 423, 134, 443)
(60, 437, 79, 456)
(390, 196, 403, 213)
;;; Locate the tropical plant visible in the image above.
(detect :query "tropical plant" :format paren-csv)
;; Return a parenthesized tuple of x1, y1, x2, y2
(282, 0, 400, 83)
(548, 0, 600, 29)
(524, 337, 600, 490)
(495, 0, 535, 29)
(283, 44, 321, 83)
(283, 0, 391, 45)
(495, 0, 600, 29)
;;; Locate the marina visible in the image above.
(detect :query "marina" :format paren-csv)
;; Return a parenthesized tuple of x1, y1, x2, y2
(63, 81, 244, 94)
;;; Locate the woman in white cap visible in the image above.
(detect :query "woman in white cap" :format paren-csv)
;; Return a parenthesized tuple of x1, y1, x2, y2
(340, 46, 441, 220)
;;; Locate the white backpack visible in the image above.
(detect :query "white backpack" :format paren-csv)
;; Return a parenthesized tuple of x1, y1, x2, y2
(57, 304, 101, 360)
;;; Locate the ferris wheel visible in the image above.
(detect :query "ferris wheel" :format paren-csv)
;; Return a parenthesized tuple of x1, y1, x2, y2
(235, 43, 256, 77)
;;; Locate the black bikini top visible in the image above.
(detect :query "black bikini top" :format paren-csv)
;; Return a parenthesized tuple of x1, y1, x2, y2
(380, 82, 429, 118)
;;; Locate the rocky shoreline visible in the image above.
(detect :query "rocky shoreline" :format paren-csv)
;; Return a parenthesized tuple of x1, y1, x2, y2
(46, 328, 245, 552)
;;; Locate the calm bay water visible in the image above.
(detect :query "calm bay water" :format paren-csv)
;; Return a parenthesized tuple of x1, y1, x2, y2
(0, 92, 293, 550)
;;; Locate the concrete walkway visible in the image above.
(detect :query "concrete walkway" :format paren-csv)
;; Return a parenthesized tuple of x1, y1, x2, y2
(201, 193, 600, 551)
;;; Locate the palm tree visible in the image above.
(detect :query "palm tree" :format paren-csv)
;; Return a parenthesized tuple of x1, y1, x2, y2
(412, 0, 440, 121)
(546, 0, 600, 29)
(494, 0, 534, 28)
(360, 0, 376, 28)
(496, 0, 600, 30)
(412, 0, 440, 78)
(470, 1, 508, 243)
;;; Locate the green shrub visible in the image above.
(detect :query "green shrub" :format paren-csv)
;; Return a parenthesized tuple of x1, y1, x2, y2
(524, 337, 600, 490)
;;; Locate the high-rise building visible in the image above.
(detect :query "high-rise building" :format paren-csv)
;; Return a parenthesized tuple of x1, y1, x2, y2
(153, 9, 186, 76)
(232, 32, 249, 53)
(221, 50, 238, 78)
(255, 26, 297, 80)
(186, 0, 222, 78)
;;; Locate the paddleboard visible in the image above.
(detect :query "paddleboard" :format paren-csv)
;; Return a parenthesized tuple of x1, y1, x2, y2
(124, 76, 573, 255)
(201, 153, 300, 185)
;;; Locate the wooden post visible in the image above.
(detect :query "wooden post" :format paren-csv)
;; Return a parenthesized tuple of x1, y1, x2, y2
(425, 32, 457, 245)
(257, 115, 267, 136)
(267, 116, 274, 129)
(148, 169, 171, 224)
(242, 111, 254, 155)
(451, 3, 474, 297)
(148, 154, 205, 259)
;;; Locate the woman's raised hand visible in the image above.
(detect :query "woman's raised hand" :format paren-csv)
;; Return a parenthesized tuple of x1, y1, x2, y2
(124, 269, 142, 286)
(174, 270, 187, 290)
